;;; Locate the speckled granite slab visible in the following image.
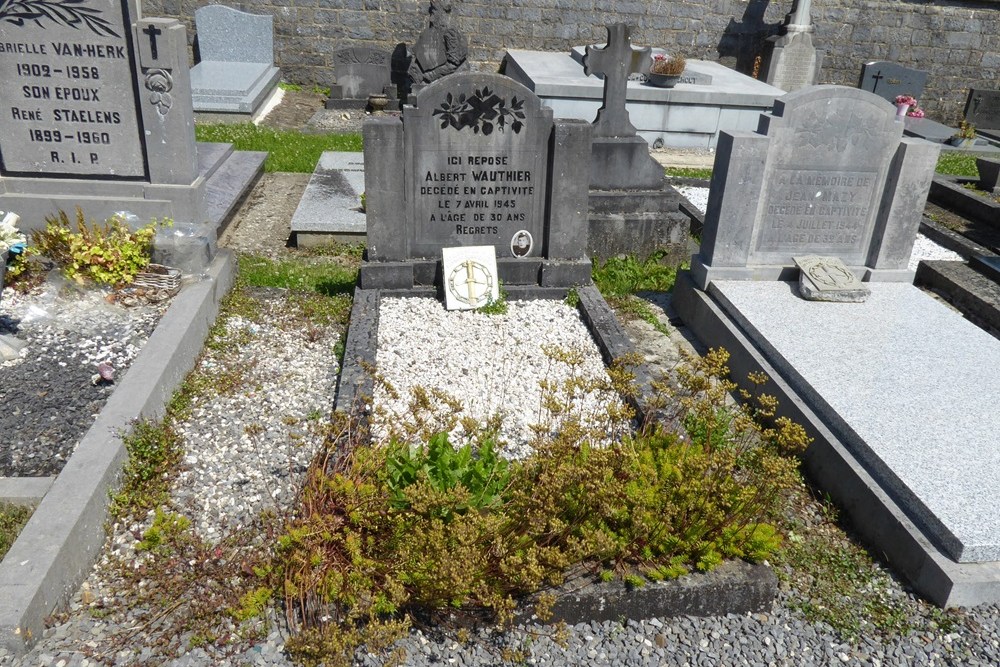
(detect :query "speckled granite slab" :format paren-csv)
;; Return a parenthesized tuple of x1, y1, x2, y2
(714, 280, 1000, 563)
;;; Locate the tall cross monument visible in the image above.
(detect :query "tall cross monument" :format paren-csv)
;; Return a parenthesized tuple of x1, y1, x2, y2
(583, 23, 649, 138)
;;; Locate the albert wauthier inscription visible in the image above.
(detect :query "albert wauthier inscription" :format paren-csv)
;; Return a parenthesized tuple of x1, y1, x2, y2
(0, 0, 147, 179)
(406, 83, 548, 258)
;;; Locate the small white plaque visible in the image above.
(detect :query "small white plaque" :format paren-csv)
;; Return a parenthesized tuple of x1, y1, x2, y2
(442, 246, 500, 310)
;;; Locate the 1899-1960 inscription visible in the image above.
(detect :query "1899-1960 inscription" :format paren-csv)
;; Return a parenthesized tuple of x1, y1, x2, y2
(0, 0, 146, 178)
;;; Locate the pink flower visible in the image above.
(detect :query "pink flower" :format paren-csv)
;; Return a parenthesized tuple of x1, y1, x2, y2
(907, 106, 925, 118)
(894, 94, 918, 107)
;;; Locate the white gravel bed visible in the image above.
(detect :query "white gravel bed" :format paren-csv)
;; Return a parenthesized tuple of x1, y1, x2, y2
(674, 185, 964, 270)
(374, 297, 621, 459)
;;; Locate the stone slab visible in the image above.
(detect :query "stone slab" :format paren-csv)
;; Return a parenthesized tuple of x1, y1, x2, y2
(569, 45, 713, 85)
(794, 255, 870, 302)
(0, 252, 235, 656)
(290, 152, 365, 243)
(0, 478, 53, 506)
(672, 273, 1000, 608)
(503, 49, 782, 149)
(194, 5, 274, 65)
(714, 280, 1000, 563)
(190, 62, 281, 114)
(904, 117, 957, 144)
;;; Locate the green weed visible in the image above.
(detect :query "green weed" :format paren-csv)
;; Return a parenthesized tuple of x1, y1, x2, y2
(195, 124, 362, 172)
(936, 152, 979, 177)
(0, 502, 32, 561)
(665, 166, 713, 180)
(592, 251, 679, 297)
(237, 254, 357, 297)
(110, 420, 183, 521)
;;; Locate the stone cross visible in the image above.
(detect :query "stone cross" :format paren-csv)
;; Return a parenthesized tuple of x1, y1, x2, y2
(788, 0, 813, 31)
(583, 24, 649, 138)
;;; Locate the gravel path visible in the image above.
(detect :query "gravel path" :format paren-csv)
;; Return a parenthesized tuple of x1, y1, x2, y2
(0, 278, 166, 477)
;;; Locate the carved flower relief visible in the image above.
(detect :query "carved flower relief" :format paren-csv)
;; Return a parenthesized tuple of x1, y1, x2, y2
(144, 69, 173, 116)
(432, 87, 525, 135)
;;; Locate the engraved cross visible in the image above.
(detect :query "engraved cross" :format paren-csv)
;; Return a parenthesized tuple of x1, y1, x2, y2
(870, 69, 884, 94)
(583, 23, 649, 138)
(143, 24, 162, 61)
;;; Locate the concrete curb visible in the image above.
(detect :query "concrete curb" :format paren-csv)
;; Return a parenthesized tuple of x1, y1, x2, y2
(0, 251, 235, 656)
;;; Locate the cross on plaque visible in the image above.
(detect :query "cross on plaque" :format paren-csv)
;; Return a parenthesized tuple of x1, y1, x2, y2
(143, 24, 162, 61)
(870, 69, 884, 94)
(583, 23, 649, 138)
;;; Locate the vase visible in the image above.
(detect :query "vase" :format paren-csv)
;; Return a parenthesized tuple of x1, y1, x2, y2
(647, 73, 681, 88)
(895, 103, 910, 118)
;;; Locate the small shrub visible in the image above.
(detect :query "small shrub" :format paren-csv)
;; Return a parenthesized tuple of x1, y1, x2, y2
(31, 208, 167, 288)
(110, 419, 183, 520)
(0, 502, 32, 560)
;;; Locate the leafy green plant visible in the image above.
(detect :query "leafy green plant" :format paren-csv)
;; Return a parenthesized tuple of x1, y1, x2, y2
(136, 508, 191, 556)
(110, 419, 183, 520)
(476, 283, 509, 315)
(31, 208, 168, 288)
(0, 502, 32, 561)
(936, 152, 979, 177)
(195, 124, 362, 172)
(592, 251, 679, 297)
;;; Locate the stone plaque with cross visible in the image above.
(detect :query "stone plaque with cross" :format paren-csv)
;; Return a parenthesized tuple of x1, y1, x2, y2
(858, 61, 928, 105)
(583, 24, 649, 138)
(964, 88, 1000, 133)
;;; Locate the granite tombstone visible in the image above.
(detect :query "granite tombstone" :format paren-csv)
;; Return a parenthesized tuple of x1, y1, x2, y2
(361, 72, 592, 290)
(0, 0, 263, 268)
(691, 85, 940, 288)
(326, 46, 394, 109)
(964, 89, 1000, 139)
(189, 5, 280, 115)
(762, 0, 824, 93)
(859, 61, 928, 105)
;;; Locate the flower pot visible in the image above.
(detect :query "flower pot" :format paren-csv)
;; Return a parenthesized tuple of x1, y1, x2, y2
(646, 73, 681, 88)
(895, 103, 910, 119)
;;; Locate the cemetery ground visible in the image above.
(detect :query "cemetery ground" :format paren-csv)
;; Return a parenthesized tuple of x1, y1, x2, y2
(2, 94, 1000, 665)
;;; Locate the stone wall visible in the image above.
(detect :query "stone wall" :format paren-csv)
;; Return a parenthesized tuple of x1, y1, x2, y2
(146, 0, 1000, 123)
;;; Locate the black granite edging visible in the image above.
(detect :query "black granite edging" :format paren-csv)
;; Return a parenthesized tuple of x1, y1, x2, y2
(672, 270, 1000, 608)
(918, 216, 994, 259)
(0, 252, 236, 656)
(929, 175, 1000, 228)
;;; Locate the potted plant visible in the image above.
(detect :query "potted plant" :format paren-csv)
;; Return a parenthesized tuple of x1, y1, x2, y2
(0, 212, 26, 296)
(647, 53, 686, 88)
(949, 120, 977, 148)
(893, 94, 917, 119)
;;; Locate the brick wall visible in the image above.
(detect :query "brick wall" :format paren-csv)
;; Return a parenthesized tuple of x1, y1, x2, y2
(146, 0, 1000, 123)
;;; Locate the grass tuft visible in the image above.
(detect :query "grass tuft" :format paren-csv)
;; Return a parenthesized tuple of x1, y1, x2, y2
(195, 124, 361, 172)
(935, 152, 980, 177)
(0, 503, 32, 561)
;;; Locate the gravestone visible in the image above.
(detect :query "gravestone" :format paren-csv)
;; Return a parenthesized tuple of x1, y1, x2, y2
(691, 85, 940, 288)
(326, 47, 394, 110)
(859, 61, 928, 104)
(965, 89, 1000, 140)
(0, 0, 263, 269)
(978, 157, 1000, 194)
(579, 24, 689, 264)
(361, 72, 592, 290)
(189, 5, 281, 114)
(407, 0, 469, 90)
(762, 0, 824, 93)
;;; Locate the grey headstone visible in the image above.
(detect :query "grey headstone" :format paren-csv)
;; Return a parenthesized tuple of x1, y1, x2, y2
(859, 61, 928, 104)
(194, 5, 273, 65)
(978, 157, 1000, 194)
(330, 47, 392, 100)
(693, 85, 941, 288)
(794, 255, 870, 302)
(764, 31, 823, 93)
(362, 72, 592, 288)
(965, 89, 1000, 132)
(0, 0, 147, 178)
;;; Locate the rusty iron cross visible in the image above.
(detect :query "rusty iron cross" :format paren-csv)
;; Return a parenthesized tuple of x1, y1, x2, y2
(583, 23, 649, 138)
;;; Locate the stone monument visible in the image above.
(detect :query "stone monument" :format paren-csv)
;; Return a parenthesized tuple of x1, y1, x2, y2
(965, 89, 1000, 141)
(0, 0, 263, 269)
(326, 46, 395, 110)
(762, 0, 824, 92)
(189, 5, 281, 115)
(859, 61, 928, 105)
(407, 0, 469, 90)
(690, 85, 939, 288)
(580, 24, 689, 264)
(361, 72, 592, 290)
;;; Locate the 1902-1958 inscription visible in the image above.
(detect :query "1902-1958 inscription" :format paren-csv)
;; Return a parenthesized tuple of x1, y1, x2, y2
(0, 0, 146, 178)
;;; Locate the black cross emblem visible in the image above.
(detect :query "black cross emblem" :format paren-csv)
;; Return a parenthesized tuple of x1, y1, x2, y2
(143, 24, 162, 60)
(870, 70, 884, 93)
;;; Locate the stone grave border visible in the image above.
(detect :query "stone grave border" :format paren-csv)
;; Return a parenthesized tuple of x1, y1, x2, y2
(333, 283, 778, 620)
(673, 271, 1000, 608)
(0, 252, 235, 656)
(928, 174, 1000, 229)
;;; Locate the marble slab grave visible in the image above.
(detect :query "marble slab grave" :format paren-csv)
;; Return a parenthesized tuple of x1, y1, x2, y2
(715, 280, 1000, 563)
(503, 49, 782, 149)
(290, 152, 365, 245)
